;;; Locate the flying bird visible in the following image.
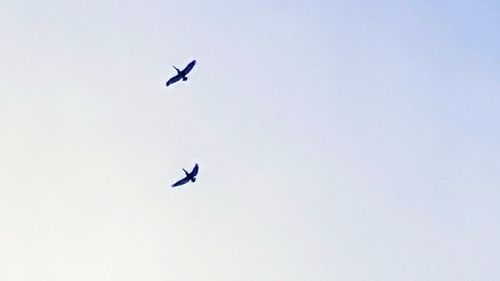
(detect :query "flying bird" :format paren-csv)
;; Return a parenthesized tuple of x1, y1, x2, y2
(166, 60, 197, 87)
(171, 163, 199, 188)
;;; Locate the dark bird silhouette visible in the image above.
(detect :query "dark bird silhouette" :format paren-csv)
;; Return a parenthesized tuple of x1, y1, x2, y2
(171, 163, 199, 188)
(166, 60, 197, 87)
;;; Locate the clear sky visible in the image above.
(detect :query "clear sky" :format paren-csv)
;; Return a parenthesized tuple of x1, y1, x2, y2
(0, 1, 499, 280)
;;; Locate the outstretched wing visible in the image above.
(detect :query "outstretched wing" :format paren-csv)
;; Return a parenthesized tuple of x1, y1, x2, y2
(171, 176, 190, 188)
(182, 60, 196, 75)
(166, 74, 182, 87)
(190, 163, 199, 177)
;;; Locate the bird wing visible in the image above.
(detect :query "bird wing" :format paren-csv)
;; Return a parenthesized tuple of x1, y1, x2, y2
(182, 60, 196, 75)
(166, 74, 182, 87)
(171, 176, 190, 188)
(190, 163, 199, 177)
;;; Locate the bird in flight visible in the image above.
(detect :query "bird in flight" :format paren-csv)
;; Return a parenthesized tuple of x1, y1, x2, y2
(171, 163, 199, 188)
(166, 60, 197, 87)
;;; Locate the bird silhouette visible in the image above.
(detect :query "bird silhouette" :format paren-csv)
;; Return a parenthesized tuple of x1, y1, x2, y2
(166, 60, 196, 87)
(171, 163, 199, 188)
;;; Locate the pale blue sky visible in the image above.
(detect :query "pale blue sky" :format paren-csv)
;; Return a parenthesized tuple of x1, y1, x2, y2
(0, 1, 499, 280)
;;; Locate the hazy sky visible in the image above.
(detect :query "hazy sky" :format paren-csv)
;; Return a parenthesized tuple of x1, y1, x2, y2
(0, 1, 499, 280)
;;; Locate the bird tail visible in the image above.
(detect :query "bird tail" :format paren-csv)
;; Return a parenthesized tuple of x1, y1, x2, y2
(183, 169, 189, 176)
(173, 66, 181, 74)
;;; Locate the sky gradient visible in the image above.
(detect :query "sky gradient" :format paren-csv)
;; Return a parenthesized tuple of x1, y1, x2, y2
(0, 1, 499, 280)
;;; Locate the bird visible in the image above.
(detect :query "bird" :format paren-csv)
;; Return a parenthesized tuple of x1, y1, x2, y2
(166, 60, 196, 87)
(171, 163, 199, 188)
